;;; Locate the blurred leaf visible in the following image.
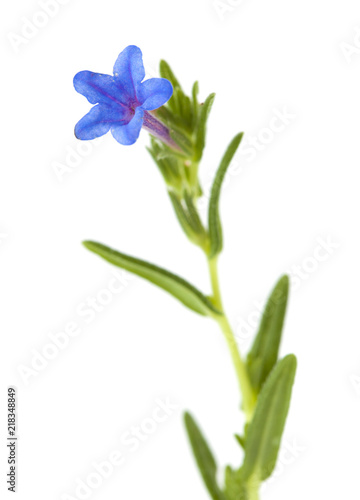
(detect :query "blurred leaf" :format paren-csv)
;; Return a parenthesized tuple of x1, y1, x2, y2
(159, 60, 181, 114)
(83, 241, 221, 316)
(155, 106, 193, 144)
(192, 81, 199, 127)
(154, 105, 175, 126)
(168, 193, 206, 247)
(208, 133, 244, 257)
(169, 192, 207, 250)
(234, 434, 246, 450)
(184, 192, 207, 236)
(224, 466, 247, 500)
(175, 87, 193, 130)
(191, 81, 199, 117)
(247, 275, 289, 393)
(147, 141, 178, 185)
(242, 355, 297, 482)
(184, 412, 227, 500)
(169, 128, 193, 156)
(159, 59, 182, 89)
(194, 93, 216, 161)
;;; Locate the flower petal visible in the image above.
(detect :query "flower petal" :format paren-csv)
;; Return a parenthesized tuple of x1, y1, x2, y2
(111, 107, 144, 145)
(113, 45, 145, 102)
(137, 78, 173, 111)
(74, 71, 131, 108)
(75, 104, 129, 140)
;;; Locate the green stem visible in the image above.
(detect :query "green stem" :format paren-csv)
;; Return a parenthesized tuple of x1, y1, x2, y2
(248, 488, 260, 500)
(247, 476, 261, 500)
(208, 257, 256, 422)
(208, 256, 223, 309)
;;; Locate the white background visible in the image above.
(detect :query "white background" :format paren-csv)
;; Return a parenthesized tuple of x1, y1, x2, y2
(1, 0, 360, 499)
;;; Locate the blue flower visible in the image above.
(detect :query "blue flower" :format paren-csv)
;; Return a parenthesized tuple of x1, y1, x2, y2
(74, 45, 174, 146)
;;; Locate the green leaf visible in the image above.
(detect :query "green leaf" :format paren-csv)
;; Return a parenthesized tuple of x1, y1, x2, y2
(242, 355, 297, 482)
(169, 128, 193, 157)
(234, 434, 246, 450)
(247, 275, 290, 393)
(192, 81, 199, 127)
(184, 412, 227, 500)
(153, 105, 175, 127)
(208, 133, 244, 258)
(159, 60, 181, 90)
(168, 193, 198, 241)
(224, 466, 247, 500)
(83, 241, 221, 317)
(194, 93, 216, 161)
(159, 60, 182, 115)
(154, 107, 193, 147)
(184, 191, 206, 236)
(147, 144, 176, 185)
(175, 87, 193, 130)
(168, 193, 207, 250)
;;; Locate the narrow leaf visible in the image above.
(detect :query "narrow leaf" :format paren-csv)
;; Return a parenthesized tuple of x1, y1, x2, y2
(155, 105, 194, 140)
(192, 81, 199, 122)
(169, 128, 193, 156)
(147, 145, 174, 185)
(184, 191, 207, 236)
(242, 355, 297, 482)
(194, 93, 215, 161)
(234, 434, 246, 450)
(159, 60, 182, 89)
(83, 241, 221, 317)
(159, 60, 181, 114)
(153, 105, 175, 126)
(208, 133, 244, 258)
(176, 88, 193, 129)
(191, 81, 200, 130)
(168, 193, 197, 240)
(247, 275, 289, 393)
(184, 412, 227, 500)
